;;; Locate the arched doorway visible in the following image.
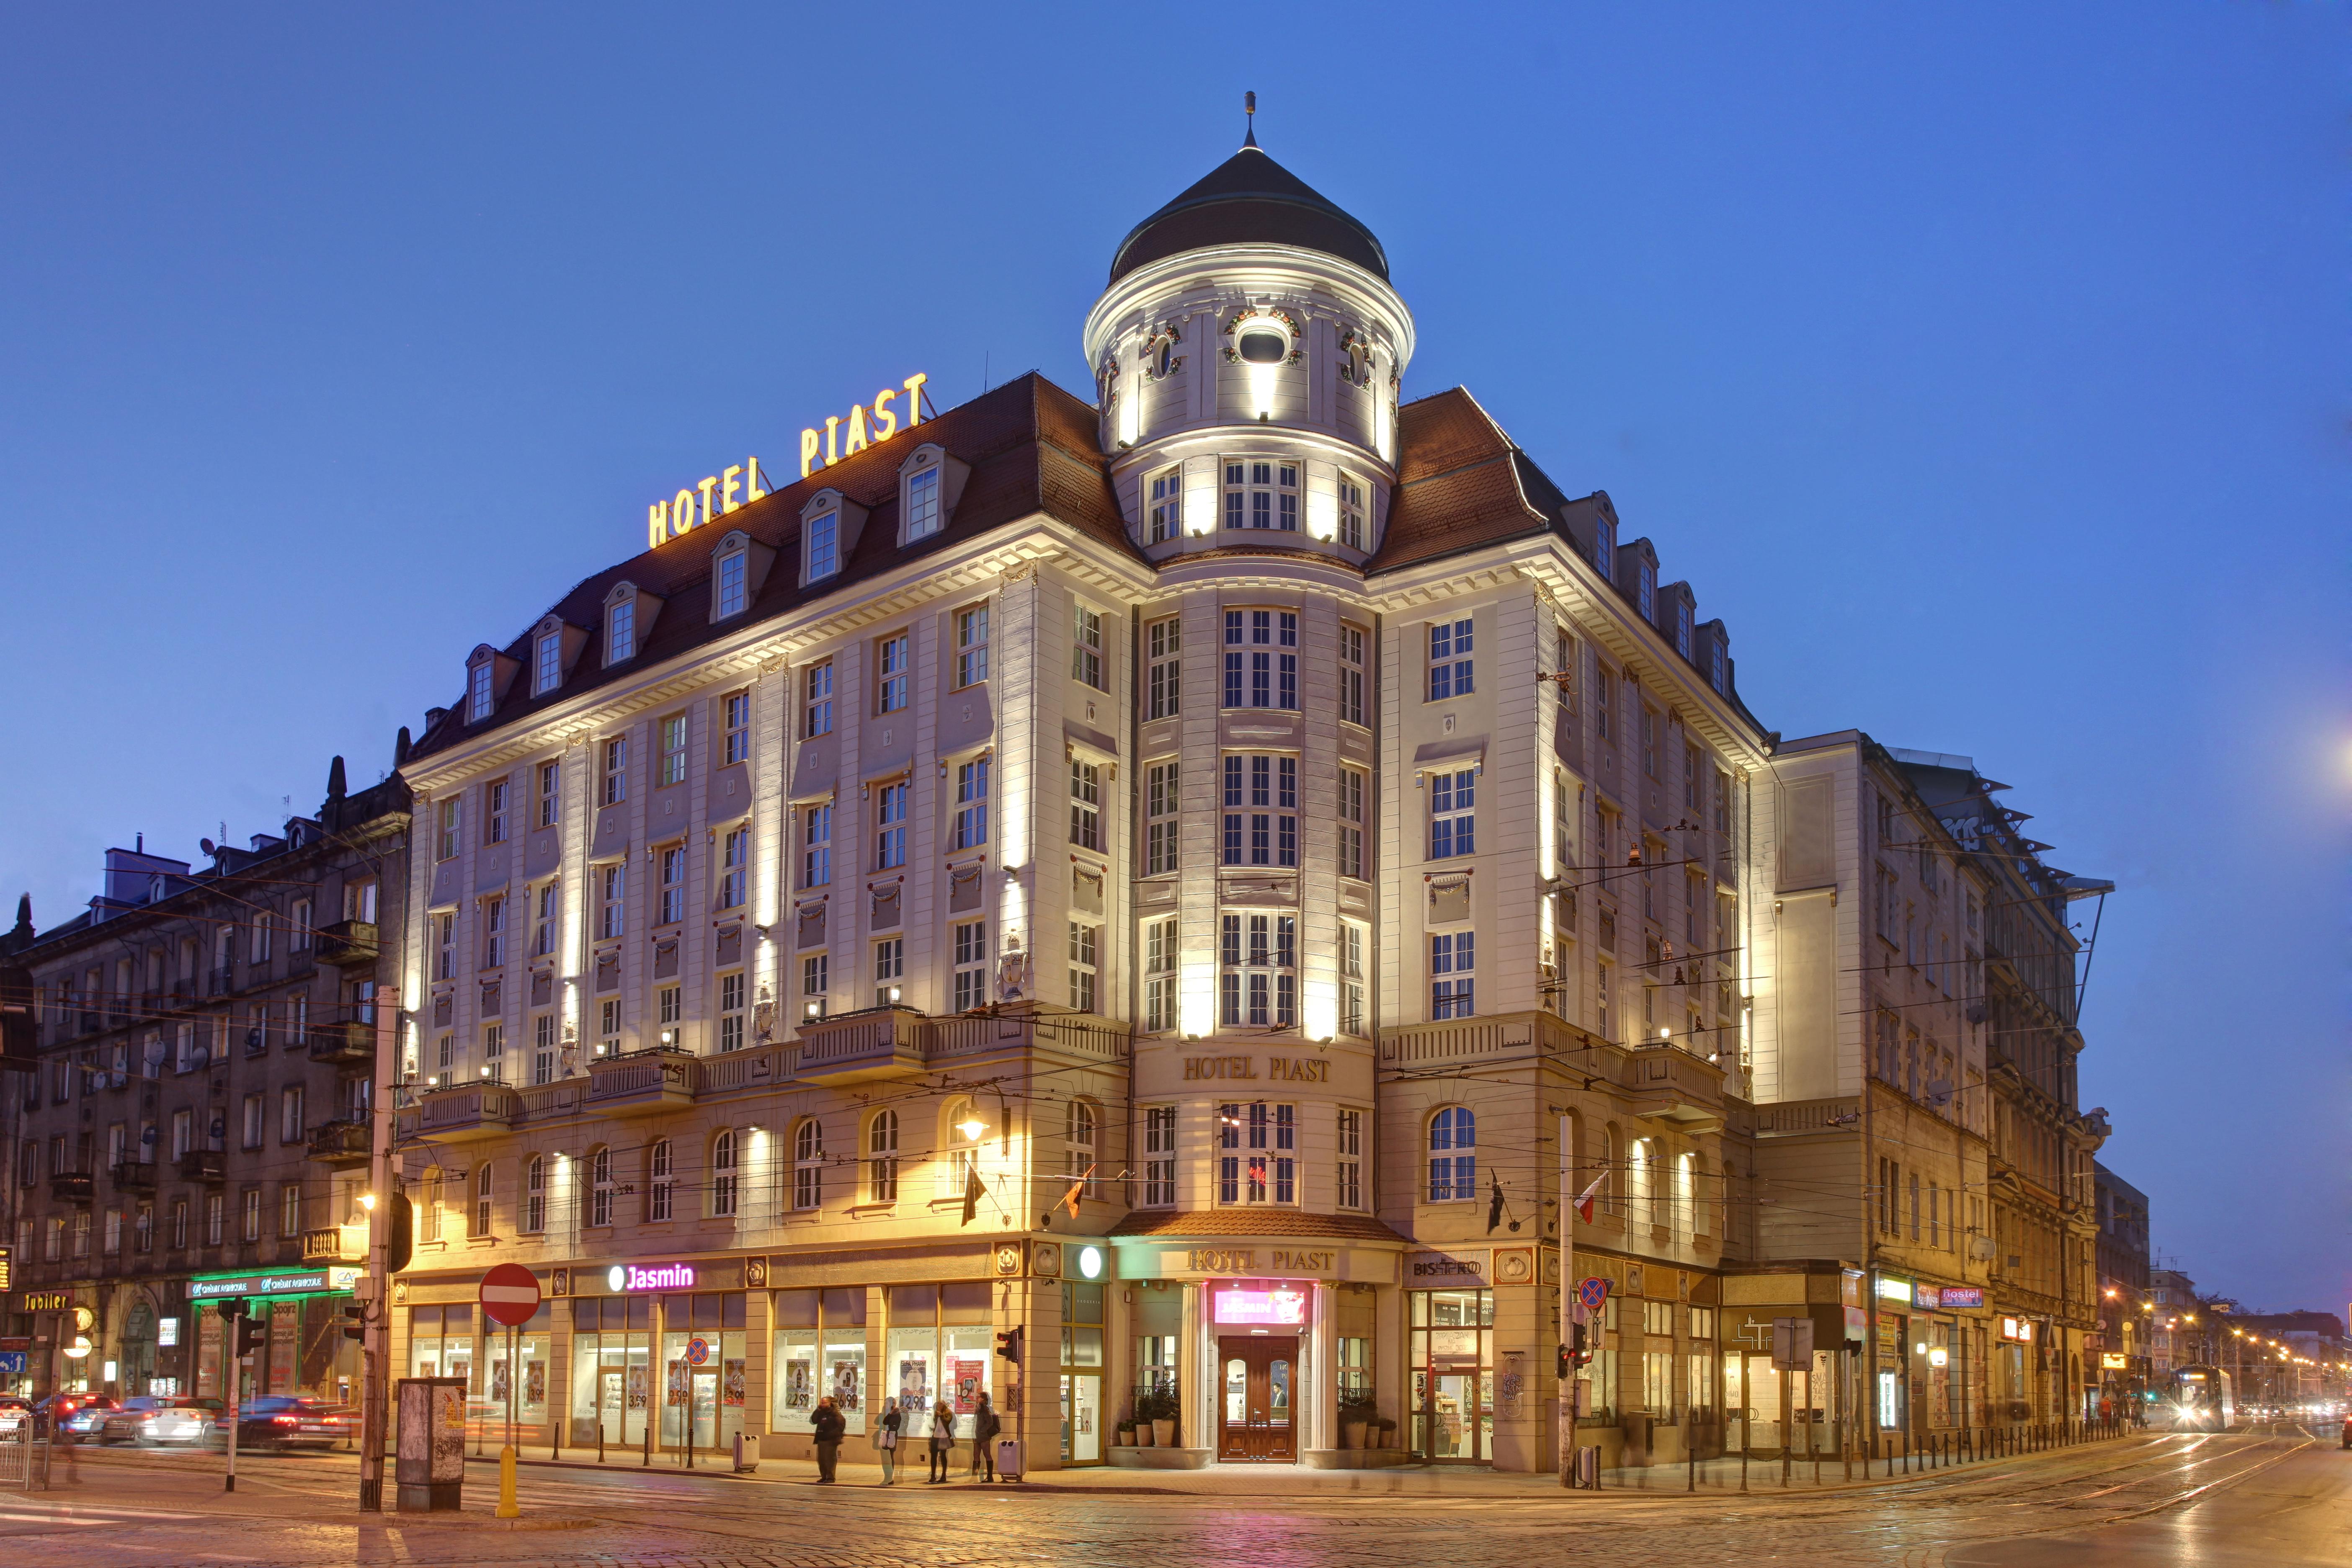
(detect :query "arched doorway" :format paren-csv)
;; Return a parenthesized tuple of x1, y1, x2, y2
(119, 1298, 157, 1397)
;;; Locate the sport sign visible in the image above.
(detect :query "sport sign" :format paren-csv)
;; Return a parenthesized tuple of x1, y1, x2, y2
(1577, 1277, 1610, 1313)
(479, 1264, 542, 1328)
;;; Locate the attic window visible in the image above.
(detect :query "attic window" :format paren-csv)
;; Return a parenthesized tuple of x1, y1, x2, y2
(715, 546, 748, 618)
(1675, 601, 1692, 660)
(1710, 640, 1726, 694)
(1595, 517, 1615, 582)
(1638, 561, 1656, 621)
(608, 598, 636, 663)
(905, 464, 941, 541)
(807, 508, 840, 580)
(467, 661, 494, 723)
(533, 631, 562, 696)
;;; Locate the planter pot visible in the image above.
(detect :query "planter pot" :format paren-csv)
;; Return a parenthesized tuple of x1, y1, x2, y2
(1115, 1428, 1135, 1448)
(1136, 1424, 1155, 1447)
(1341, 1421, 1368, 1450)
(1151, 1419, 1177, 1447)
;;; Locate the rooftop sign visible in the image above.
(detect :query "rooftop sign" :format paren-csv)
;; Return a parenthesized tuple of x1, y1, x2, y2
(801, 374, 929, 477)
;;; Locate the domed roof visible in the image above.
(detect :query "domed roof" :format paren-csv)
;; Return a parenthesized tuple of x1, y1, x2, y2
(1109, 141, 1388, 285)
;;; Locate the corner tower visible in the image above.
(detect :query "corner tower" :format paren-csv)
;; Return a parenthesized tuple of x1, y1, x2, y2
(1082, 125, 1414, 565)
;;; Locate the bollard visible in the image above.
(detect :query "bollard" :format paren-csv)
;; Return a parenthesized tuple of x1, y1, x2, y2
(496, 1445, 520, 1519)
(642, 1416, 652, 1467)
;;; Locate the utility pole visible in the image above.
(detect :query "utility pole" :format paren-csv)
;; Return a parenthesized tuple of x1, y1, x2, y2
(357, 989, 396, 1511)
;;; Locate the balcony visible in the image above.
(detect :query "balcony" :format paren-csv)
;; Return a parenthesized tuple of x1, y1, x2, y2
(110, 1159, 158, 1193)
(177, 1149, 225, 1183)
(414, 1083, 518, 1143)
(306, 1021, 377, 1068)
(585, 1050, 701, 1114)
(300, 1225, 364, 1263)
(1624, 1043, 1726, 1134)
(205, 966, 236, 999)
(315, 920, 381, 970)
(47, 1171, 94, 1204)
(795, 1007, 932, 1085)
(306, 1119, 373, 1167)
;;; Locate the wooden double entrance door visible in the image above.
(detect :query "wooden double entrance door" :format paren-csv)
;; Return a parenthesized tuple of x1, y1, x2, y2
(1217, 1336, 1297, 1461)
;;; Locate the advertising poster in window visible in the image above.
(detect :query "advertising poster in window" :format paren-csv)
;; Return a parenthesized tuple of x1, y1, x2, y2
(951, 1356, 985, 1414)
(626, 1364, 648, 1411)
(723, 1359, 746, 1408)
(525, 1360, 547, 1408)
(783, 1357, 813, 1416)
(897, 1354, 932, 1414)
(667, 1359, 690, 1408)
(830, 1358, 860, 1413)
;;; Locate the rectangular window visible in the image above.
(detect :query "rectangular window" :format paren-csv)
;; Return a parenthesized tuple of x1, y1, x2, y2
(801, 953, 829, 1020)
(1220, 753, 1297, 867)
(1071, 606, 1105, 689)
(802, 661, 834, 737)
(433, 913, 455, 982)
(1641, 707, 1660, 780)
(607, 599, 635, 663)
(806, 512, 838, 579)
(955, 606, 990, 688)
(1339, 623, 1366, 726)
(468, 660, 493, 722)
(1432, 931, 1476, 1019)
(952, 921, 988, 1012)
(537, 760, 560, 828)
(532, 1013, 556, 1085)
(598, 863, 625, 941)
(875, 782, 908, 870)
(1337, 475, 1365, 550)
(873, 938, 903, 1008)
(723, 691, 750, 765)
(1339, 769, 1366, 880)
(1067, 921, 1098, 1014)
(1336, 1108, 1364, 1210)
(718, 971, 745, 1052)
(1430, 768, 1476, 859)
(952, 758, 989, 849)
(1143, 917, 1177, 1033)
(436, 798, 461, 861)
(657, 847, 685, 924)
(599, 997, 620, 1052)
(1223, 461, 1297, 531)
(1556, 630, 1577, 713)
(534, 632, 562, 696)
(1142, 1106, 1177, 1206)
(1218, 912, 1296, 1028)
(719, 828, 748, 909)
(1216, 1100, 1295, 1204)
(241, 1189, 261, 1243)
(486, 779, 510, 845)
(483, 1021, 505, 1082)
(531, 881, 560, 957)
(602, 736, 628, 805)
(1428, 619, 1473, 700)
(876, 633, 910, 713)
(1148, 467, 1182, 544)
(1222, 609, 1297, 710)
(482, 895, 506, 967)
(280, 1084, 305, 1143)
(1146, 617, 1180, 718)
(1069, 760, 1101, 851)
(1145, 762, 1180, 876)
(290, 899, 312, 950)
(802, 805, 832, 888)
(241, 1093, 263, 1150)
(905, 465, 941, 539)
(1595, 668, 1614, 740)
(659, 714, 688, 787)
(1341, 922, 1367, 1037)
(716, 549, 747, 617)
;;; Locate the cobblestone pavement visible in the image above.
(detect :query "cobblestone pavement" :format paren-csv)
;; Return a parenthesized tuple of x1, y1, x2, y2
(0, 1427, 2340, 1568)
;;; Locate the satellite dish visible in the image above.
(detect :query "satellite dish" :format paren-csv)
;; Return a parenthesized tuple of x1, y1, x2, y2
(199, 838, 215, 855)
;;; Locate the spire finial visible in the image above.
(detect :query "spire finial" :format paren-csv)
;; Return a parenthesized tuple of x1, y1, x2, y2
(1243, 90, 1258, 148)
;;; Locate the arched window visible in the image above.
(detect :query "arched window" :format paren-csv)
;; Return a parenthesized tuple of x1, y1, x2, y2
(793, 1118, 824, 1212)
(472, 1164, 493, 1238)
(523, 1154, 545, 1233)
(1066, 1100, 1098, 1200)
(647, 1139, 673, 1221)
(866, 1111, 899, 1204)
(1428, 1106, 1476, 1202)
(710, 1130, 738, 1218)
(588, 1146, 613, 1228)
(941, 1098, 982, 1201)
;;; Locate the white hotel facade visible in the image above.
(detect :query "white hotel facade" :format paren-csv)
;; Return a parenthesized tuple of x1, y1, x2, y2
(387, 135, 1780, 1473)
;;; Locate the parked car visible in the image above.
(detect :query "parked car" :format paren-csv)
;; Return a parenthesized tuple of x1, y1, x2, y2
(99, 1396, 223, 1447)
(0, 1397, 29, 1432)
(214, 1398, 352, 1452)
(37, 1394, 117, 1438)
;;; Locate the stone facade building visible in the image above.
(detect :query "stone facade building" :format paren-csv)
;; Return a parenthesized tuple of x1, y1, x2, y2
(1, 760, 408, 1405)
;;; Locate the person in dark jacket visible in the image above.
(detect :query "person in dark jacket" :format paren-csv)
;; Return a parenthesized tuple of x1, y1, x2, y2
(927, 1398, 955, 1483)
(970, 1391, 1001, 1480)
(811, 1395, 846, 1483)
(875, 1400, 903, 1485)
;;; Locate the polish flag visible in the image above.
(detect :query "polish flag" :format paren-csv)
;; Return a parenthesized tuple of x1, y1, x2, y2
(1573, 1173, 1607, 1225)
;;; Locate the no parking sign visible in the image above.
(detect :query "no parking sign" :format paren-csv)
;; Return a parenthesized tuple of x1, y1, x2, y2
(1577, 1277, 1610, 1313)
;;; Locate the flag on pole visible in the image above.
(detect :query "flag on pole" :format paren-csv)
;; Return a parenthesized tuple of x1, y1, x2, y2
(961, 1162, 986, 1227)
(1573, 1172, 1607, 1225)
(1063, 1165, 1096, 1218)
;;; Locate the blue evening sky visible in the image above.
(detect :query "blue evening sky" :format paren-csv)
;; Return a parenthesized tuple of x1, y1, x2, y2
(3, 5, 2343, 1312)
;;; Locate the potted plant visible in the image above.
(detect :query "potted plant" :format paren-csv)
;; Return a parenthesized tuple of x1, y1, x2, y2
(1337, 1391, 1377, 1450)
(1369, 1413, 1397, 1451)
(1136, 1388, 1179, 1448)
(1114, 1417, 1136, 1447)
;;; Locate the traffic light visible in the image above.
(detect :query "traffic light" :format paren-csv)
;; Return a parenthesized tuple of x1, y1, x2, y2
(995, 1327, 1023, 1366)
(341, 1303, 366, 1344)
(227, 1301, 266, 1359)
(1565, 1320, 1591, 1369)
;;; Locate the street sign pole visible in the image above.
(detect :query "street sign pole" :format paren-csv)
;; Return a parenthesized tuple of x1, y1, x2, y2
(358, 993, 396, 1512)
(478, 1263, 542, 1520)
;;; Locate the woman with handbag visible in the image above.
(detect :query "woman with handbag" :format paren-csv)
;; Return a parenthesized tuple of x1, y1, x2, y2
(874, 1399, 903, 1485)
(927, 1398, 956, 1483)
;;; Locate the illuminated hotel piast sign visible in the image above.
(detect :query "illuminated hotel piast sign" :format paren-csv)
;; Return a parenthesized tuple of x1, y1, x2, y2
(1182, 1055, 1331, 1083)
(1184, 1249, 1338, 1275)
(800, 373, 930, 477)
(647, 460, 771, 549)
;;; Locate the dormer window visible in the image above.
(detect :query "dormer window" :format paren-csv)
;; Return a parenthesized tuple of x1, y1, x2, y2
(905, 464, 941, 541)
(467, 660, 494, 723)
(706, 529, 774, 624)
(715, 549, 747, 618)
(1675, 601, 1692, 660)
(1638, 561, 1656, 621)
(533, 631, 562, 696)
(607, 599, 635, 663)
(807, 509, 838, 579)
(1710, 640, 1727, 694)
(1595, 516, 1616, 581)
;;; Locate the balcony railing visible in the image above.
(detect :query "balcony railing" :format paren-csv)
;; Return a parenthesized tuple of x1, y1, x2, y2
(47, 1171, 94, 1204)
(584, 1050, 699, 1115)
(315, 920, 381, 970)
(306, 1021, 376, 1068)
(205, 966, 236, 998)
(798, 1005, 1129, 1085)
(413, 1083, 518, 1143)
(110, 1159, 158, 1193)
(304, 1119, 373, 1167)
(177, 1149, 225, 1183)
(795, 1007, 931, 1085)
(1624, 1042, 1726, 1133)
(300, 1225, 363, 1263)
(1751, 1097, 1862, 1138)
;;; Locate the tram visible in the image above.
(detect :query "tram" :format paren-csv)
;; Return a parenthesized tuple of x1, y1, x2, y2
(2169, 1365, 2234, 1431)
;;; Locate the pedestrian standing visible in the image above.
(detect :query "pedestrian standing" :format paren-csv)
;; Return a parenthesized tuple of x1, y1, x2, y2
(875, 1399, 903, 1485)
(971, 1391, 1001, 1481)
(811, 1395, 845, 1483)
(927, 1398, 955, 1483)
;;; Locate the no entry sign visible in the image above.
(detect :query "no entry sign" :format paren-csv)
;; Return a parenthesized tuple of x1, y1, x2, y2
(479, 1264, 542, 1327)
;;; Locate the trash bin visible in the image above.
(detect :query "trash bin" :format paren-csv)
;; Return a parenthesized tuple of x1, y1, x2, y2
(995, 1437, 1022, 1481)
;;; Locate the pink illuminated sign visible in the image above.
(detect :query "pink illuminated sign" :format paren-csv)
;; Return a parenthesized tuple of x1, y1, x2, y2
(609, 1263, 696, 1292)
(1213, 1287, 1308, 1327)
